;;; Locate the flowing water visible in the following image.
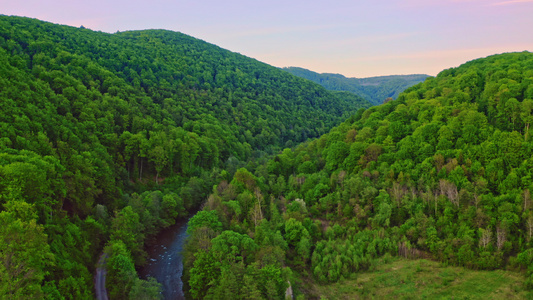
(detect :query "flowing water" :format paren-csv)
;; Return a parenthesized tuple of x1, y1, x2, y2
(139, 217, 190, 299)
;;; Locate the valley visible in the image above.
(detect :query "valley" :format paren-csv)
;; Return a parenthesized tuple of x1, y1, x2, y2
(282, 67, 429, 105)
(1, 14, 533, 300)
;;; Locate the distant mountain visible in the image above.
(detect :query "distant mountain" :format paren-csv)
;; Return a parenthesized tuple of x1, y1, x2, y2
(282, 67, 430, 105)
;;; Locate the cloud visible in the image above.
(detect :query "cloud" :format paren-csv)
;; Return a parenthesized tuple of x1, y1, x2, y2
(218, 24, 342, 40)
(350, 45, 531, 62)
(491, 0, 533, 5)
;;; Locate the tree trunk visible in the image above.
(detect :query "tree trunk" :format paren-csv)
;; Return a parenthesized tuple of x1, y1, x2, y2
(139, 157, 143, 181)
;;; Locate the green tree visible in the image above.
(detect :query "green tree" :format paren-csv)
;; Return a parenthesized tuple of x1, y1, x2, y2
(106, 240, 137, 299)
(129, 278, 162, 300)
(521, 99, 533, 140)
(110, 206, 145, 265)
(0, 201, 54, 299)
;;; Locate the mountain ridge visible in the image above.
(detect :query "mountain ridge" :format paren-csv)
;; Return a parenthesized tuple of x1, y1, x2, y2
(283, 66, 429, 105)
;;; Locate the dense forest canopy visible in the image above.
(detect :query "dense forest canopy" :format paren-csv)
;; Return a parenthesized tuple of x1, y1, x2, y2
(185, 51, 533, 299)
(3, 13, 533, 300)
(0, 15, 369, 299)
(283, 66, 429, 105)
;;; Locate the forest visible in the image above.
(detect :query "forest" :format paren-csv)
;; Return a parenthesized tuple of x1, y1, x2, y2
(0, 15, 370, 299)
(2, 14, 533, 300)
(184, 51, 533, 298)
(283, 66, 429, 105)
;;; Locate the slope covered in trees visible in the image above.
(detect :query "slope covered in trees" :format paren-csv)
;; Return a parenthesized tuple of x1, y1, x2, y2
(0, 15, 370, 298)
(185, 51, 533, 299)
(283, 66, 429, 105)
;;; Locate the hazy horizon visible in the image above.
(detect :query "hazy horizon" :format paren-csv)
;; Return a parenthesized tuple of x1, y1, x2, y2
(3, 0, 533, 77)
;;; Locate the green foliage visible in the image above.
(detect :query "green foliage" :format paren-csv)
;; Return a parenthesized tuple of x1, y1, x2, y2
(0, 201, 55, 299)
(3, 14, 533, 299)
(0, 14, 371, 297)
(311, 230, 394, 283)
(106, 240, 137, 299)
(187, 230, 286, 299)
(110, 206, 146, 265)
(187, 210, 223, 235)
(129, 277, 162, 300)
(185, 51, 533, 298)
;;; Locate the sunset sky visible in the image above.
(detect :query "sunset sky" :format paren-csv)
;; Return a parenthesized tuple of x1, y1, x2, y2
(3, 0, 533, 77)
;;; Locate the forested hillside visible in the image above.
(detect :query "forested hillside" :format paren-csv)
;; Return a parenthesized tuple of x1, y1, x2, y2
(185, 52, 533, 299)
(0, 15, 369, 299)
(283, 66, 429, 105)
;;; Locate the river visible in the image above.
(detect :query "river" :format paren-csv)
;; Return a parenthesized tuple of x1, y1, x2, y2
(138, 217, 191, 300)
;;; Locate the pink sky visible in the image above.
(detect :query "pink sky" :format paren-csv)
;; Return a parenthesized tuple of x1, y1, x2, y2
(3, 0, 533, 77)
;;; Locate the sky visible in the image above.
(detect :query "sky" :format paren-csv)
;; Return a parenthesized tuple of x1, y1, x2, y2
(2, 0, 533, 77)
